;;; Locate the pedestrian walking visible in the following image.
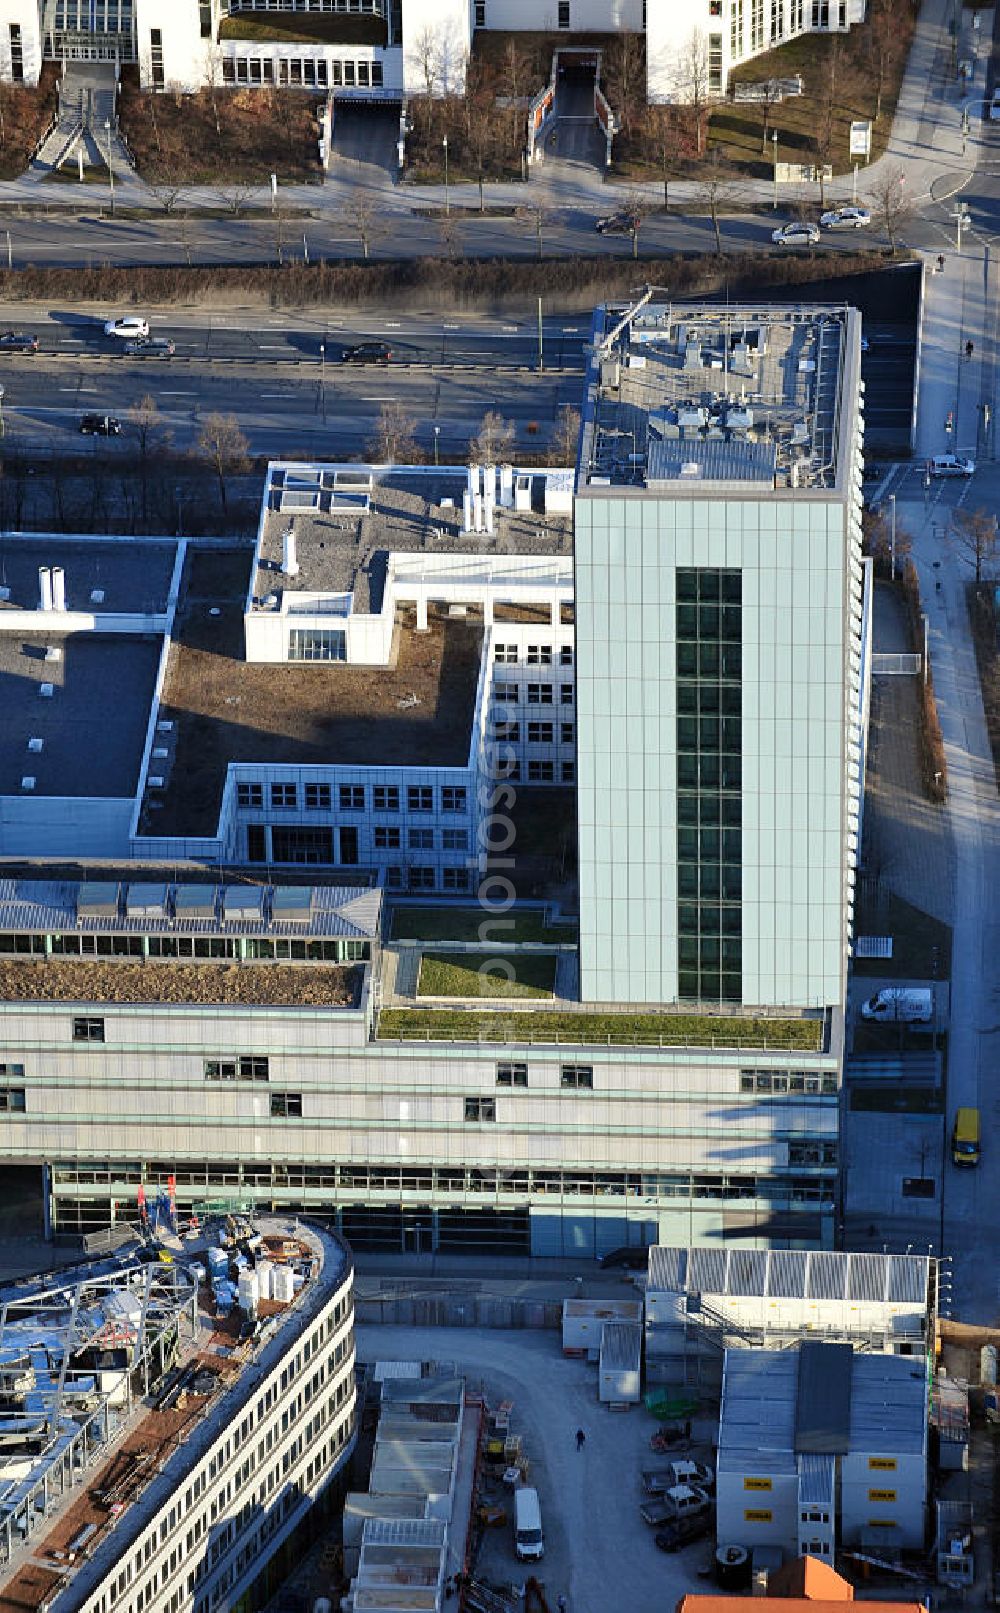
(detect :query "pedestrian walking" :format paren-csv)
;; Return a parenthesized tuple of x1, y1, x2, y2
(575, 1427, 586, 1451)
(558, 1596, 568, 1613)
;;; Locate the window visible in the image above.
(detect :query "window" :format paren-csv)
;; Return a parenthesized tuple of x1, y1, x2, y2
(558, 0, 570, 25)
(339, 785, 364, 811)
(560, 723, 575, 744)
(374, 785, 399, 811)
(374, 826, 401, 849)
(272, 826, 333, 864)
(271, 783, 297, 809)
(305, 783, 331, 811)
(465, 1097, 497, 1122)
(707, 32, 723, 90)
(494, 682, 518, 702)
(409, 828, 434, 850)
(561, 684, 574, 704)
(270, 1093, 303, 1119)
(237, 783, 263, 809)
(493, 720, 519, 743)
(494, 643, 518, 663)
(0, 1064, 24, 1078)
(205, 1057, 269, 1083)
(288, 628, 346, 662)
(561, 1064, 594, 1090)
(385, 866, 403, 889)
(559, 645, 574, 666)
(527, 722, 554, 744)
(527, 645, 552, 665)
(247, 824, 266, 862)
(528, 761, 555, 782)
(408, 786, 433, 812)
(73, 1016, 104, 1043)
(442, 828, 468, 852)
(443, 868, 470, 891)
(442, 786, 467, 812)
(409, 867, 435, 891)
(475, 0, 486, 23)
(149, 26, 164, 88)
(527, 683, 553, 705)
(0, 1088, 25, 1112)
(497, 1062, 528, 1087)
(562, 761, 575, 783)
(339, 825, 359, 865)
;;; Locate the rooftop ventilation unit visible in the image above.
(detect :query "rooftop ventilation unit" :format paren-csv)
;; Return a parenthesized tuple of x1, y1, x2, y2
(39, 683, 54, 698)
(27, 738, 43, 753)
(679, 461, 702, 478)
(78, 882, 119, 919)
(90, 589, 105, 604)
(222, 886, 265, 923)
(174, 885, 218, 921)
(20, 776, 35, 791)
(157, 720, 174, 734)
(271, 885, 314, 924)
(125, 883, 171, 920)
(37, 567, 52, 613)
(281, 523, 299, 578)
(44, 647, 61, 664)
(51, 567, 66, 613)
(147, 776, 165, 789)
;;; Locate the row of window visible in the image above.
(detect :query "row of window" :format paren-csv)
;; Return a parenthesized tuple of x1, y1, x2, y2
(491, 722, 575, 745)
(238, 782, 467, 813)
(497, 1061, 593, 1089)
(51, 1160, 836, 1203)
(0, 933, 363, 963)
(205, 1057, 270, 1083)
(376, 826, 467, 851)
(221, 55, 385, 88)
(494, 679, 574, 706)
(494, 644, 572, 666)
(741, 1071, 838, 1094)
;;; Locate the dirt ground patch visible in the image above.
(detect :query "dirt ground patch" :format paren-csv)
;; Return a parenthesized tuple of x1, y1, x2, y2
(0, 65, 59, 180)
(118, 71, 323, 184)
(0, 958, 359, 1007)
(150, 549, 482, 836)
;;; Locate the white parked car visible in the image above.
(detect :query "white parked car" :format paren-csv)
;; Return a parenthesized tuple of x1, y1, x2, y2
(104, 316, 150, 339)
(990, 89, 1000, 121)
(820, 205, 871, 230)
(927, 452, 975, 477)
(771, 222, 820, 247)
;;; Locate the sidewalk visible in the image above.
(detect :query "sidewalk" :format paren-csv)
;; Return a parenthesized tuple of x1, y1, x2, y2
(0, 0, 983, 223)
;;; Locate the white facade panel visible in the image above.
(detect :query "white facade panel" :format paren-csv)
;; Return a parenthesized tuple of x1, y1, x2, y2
(0, 0, 42, 87)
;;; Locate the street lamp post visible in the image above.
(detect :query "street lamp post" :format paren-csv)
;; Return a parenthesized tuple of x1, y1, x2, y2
(0, 383, 6, 439)
(433, 424, 440, 465)
(104, 119, 115, 217)
(889, 492, 896, 579)
(4, 231, 11, 271)
(442, 136, 450, 216)
(772, 130, 778, 210)
(319, 343, 326, 423)
(852, 162, 859, 205)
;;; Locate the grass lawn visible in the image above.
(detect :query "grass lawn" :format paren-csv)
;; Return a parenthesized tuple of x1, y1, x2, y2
(418, 952, 557, 999)
(220, 12, 386, 45)
(378, 1007, 823, 1049)
(118, 71, 322, 184)
(0, 65, 59, 181)
(711, 17, 915, 179)
(852, 893, 951, 981)
(390, 905, 573, 944)
(45, 164, 111, 185)
(968, 583, 1000, 789)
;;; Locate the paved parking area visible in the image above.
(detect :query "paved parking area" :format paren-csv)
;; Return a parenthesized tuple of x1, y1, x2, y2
(357, 1324, 717, 1613)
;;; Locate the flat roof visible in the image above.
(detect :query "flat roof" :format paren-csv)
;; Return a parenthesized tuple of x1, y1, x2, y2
(145, 546, 483, 837)
(257, 466, 572, 613)
(0, 957, 362, 1007)
(0, 537, 178, 617)
(0, 1219, 349, 1613)
(0, 634, 162, 799)
(578, 300, 857, 494)
(0, 878, 380, 941)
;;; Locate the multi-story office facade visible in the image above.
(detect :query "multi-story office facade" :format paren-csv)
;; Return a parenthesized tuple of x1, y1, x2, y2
(0, 301, 867, 1257)
(0, 0, 868, 100)
(575, 301, 868, 1009)
(0, 1220, 357, 1613)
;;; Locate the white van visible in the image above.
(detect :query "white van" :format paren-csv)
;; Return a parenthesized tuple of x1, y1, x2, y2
(514, 1486, 544, 1561)
(928, 453, 975, 477)
(860, 986, 933, 1024)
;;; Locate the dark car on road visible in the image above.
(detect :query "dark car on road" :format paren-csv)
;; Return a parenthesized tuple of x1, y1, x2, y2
(80, 413, 122, 436)
(595, 213, 639, 236)
(654, 1514, 711, 1554)
(599, 1245, 649, 1270)
(123, 336, 176, 357)
(342, 341, 392, 365)
(0, 330, 38, 353)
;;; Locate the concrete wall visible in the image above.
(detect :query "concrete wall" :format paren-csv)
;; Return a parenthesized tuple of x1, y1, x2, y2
(716, 1466, 799, 1549)
(840, 1449, 925, 1549)
(135, 0, 208, 94)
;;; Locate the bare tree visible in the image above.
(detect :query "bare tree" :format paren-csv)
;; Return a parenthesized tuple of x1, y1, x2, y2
(409, 25, 440, 99)
(603, 33, 645, 139)
(205, 45, 225, 139)
(196, 412, 251, 512)
(678, 30, 710, 155)
(868, 0, 903, 123)
(696, 150, 739, 254)
(526, 203, 549, 260)
(437, 211, 462, 261)
(147, 182, 186, 215)
(470, 410, 516, 464)
(367, 400, 419, 463)
(949, 506, 998, 584)
(644, 105, 698, 209)
(345, 191, 386, 261)
(215, 183, 255, 217)
(551, 405, 581, 466)
(623, 188, 653, 259)
(810, 41, 840, 207)
(868, 163, 912, 252)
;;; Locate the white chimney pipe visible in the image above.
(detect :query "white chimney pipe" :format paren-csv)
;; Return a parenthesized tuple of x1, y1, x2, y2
(38, 567, 53, 613)
(282, 526, 299, 577)
(484, 463, 495, 503)
(462, 489, 473, 534)
(473, 491, 484, 533)
(485, 491, 495, 536)
(51, 567, 66, 613)
(499, 463, 514, 507)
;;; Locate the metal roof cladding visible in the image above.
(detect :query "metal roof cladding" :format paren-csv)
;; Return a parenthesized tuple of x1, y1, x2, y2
(794, 1340, 853, 1454)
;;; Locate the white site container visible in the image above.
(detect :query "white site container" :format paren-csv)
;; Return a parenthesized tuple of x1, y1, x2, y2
(599, 1321, 642, 1405)
(562, 1298, 643, 1353)
(256, 1260, 273, 1301)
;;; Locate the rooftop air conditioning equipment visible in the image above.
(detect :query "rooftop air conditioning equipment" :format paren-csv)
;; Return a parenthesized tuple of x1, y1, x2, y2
(281, 524, 299, 578)
(44, 647, 61, 663)
(679, 461, 702, 478)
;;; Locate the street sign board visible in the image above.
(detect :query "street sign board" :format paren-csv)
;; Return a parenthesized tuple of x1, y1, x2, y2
(849, 120, 872, 158)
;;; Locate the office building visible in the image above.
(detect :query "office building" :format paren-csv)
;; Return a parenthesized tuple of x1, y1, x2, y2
(0, 300, 868, 1255)
(1, 0, 868, 101)
(0, 1217, 357, 1613)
